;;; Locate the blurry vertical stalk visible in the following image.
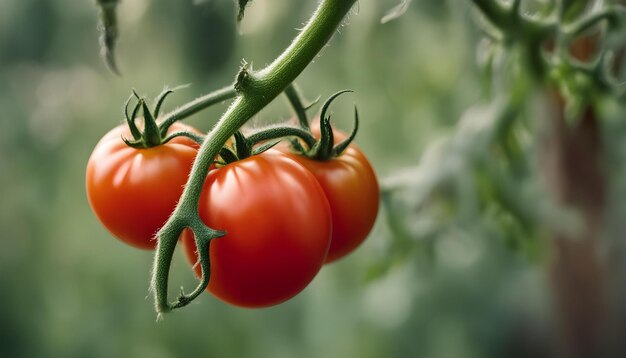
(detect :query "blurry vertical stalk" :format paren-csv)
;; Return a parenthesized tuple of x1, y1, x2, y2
(96, 0, 120, 74)
(542, 2, 622, 356)
(543, 94, 612, 358)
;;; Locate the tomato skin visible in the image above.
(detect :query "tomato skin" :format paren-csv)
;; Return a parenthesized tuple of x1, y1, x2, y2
(86, 122, 200, 250)
(279, 126, 379, 263)
(182, 149, 332, 308)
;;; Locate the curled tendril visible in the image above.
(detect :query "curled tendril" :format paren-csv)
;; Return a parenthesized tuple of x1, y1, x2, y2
(308, 89, 360, 161)
(171, 222, 224, 310)
(152, 218, 225, 315)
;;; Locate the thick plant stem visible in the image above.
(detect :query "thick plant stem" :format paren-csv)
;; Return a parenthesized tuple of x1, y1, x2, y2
(151, 0, 357, 315)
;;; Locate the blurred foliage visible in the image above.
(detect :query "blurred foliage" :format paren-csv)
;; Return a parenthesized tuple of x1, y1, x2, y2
(1, 0, 625, 357)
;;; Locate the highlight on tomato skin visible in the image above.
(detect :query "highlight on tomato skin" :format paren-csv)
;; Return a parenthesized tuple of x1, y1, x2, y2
(86, 122, 201, 250)
(181, 149, 333, 308)
(278, 124, 380, 263)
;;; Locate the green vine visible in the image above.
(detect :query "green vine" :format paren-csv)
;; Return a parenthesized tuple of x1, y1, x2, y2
(150, 0, 358, 317)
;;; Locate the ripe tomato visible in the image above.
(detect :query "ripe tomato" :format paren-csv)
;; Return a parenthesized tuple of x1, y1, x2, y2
(279, 125, 379, 263)
(182, 149, 332, 308)
(86, 122, 201, 250)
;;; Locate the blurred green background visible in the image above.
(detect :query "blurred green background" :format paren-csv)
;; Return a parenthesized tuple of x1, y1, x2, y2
(2, 0, 625, 357)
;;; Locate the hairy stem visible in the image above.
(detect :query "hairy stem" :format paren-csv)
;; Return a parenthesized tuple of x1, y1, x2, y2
(247, 126, 317, 148)
(152, 0, 357, 315)
(159, 86, 237, 135)
(284, 84, 311, 129)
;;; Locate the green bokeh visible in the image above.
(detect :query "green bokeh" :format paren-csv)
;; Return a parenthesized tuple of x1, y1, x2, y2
(2, 0, 625, 357)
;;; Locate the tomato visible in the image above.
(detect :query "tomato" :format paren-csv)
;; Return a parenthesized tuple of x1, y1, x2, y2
(279, 125, 379, 263)
(86, 122, 201, 250)
(182, 149, 332, 308)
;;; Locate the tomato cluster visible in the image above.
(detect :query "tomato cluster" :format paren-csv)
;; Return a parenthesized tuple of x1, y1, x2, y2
(87, 118, 379, 308)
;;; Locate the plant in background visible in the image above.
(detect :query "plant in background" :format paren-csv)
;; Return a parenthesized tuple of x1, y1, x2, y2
(381, 0, 625, 356)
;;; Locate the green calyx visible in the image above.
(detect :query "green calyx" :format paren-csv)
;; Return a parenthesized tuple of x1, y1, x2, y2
(217, 126, 315, 165)
(294, 89, 359, 161)
(217, 131, 256, 165)
(122, 87, 205, 149)
(215, 87, 361, 165)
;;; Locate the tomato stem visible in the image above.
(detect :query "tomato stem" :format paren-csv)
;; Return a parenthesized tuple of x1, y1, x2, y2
(220, 126, 317, 164)
(162, 131, 205, 146)
(159, 86, 238, 136)
(247, 126, 317, 149)
(284, 84, 311, 130)
(151, 0, 358, 315)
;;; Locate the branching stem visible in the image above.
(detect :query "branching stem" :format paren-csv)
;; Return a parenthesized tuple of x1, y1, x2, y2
(159, 86, 238, 136)
(151, 0, 357, 315)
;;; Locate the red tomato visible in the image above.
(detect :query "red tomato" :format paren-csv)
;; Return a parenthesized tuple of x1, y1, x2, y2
(86, 122, 201, 249)
(279, 125, 379, 263)
(182, 149, 332, 308)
